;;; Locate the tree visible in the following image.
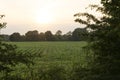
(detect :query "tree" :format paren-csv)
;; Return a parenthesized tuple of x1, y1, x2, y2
(72, 28, 88, 41)
(39, 32, 46, 41)
(55, 30, 62, 41)
(74, 0, 120, 80)
(0, 34, 9, 41)
(63, 31, 72, 41)
(25, 30, 39, 41)
(20, 35, 26, 41)
(55, 30, 62, 36)
(0, 15, 31, 79)
(45, 31, 54, 41)
(9, 32, 21, 41)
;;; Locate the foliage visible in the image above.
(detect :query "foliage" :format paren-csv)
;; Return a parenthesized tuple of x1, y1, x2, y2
(8, 28, 88, 41)
(69, 64, 89, 80)
(72, 28, 88, 41)
(55, 30, 63, 41)
(39, 32, 46, 41)
(0, 15, 32, 79)
(25, 30, 39, 41)
(74, 0, 120, 80)
(9, 32, 21, 41)
(0, 15, 6, 30)
(0, 34, 9, 41)
(62, 31, 72, 41)
(0, 42, 31, 72)
(38, 65, 66, 80)
(45, 31, 54, 41)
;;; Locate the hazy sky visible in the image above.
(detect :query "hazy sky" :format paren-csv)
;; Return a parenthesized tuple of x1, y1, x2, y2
(0, 0, 100, 35)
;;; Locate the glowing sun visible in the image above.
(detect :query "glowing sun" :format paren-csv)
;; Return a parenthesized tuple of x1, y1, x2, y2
(35, 9, 54, 24)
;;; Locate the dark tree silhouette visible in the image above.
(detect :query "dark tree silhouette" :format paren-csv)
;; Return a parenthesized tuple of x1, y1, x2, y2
(9, 32, 21, 41)
(72, 28, 88, 41)
(25, 30, 39, 41)
(55, 30, 62, 41)
(39, 32, 46, 41)
(9, 28, 89, 41)
(74, 0, 120, 80)
(45, 31, 54, 41)
(62, 31, 72, 41)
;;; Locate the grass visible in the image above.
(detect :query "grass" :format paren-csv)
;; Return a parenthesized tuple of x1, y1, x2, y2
(8, 41, 87, 64)
(6, 41, 88, 79)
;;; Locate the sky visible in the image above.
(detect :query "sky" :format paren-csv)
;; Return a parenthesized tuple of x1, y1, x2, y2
(0, 0, 100, 35)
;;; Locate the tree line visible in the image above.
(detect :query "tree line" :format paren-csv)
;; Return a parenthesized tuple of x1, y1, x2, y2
(1, 28, 88, 41)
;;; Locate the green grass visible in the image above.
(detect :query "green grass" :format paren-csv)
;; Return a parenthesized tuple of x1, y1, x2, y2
(5, 41, 88, 79)
(8, 41, 87, 66)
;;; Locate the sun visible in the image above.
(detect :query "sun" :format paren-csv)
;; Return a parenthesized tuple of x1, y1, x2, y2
(35, 9, 54, 24)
